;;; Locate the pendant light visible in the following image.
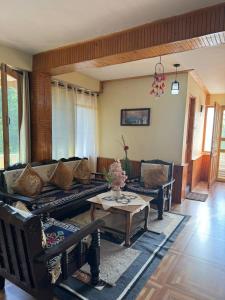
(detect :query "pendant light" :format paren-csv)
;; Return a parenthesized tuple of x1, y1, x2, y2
(171, 64, 180, 95)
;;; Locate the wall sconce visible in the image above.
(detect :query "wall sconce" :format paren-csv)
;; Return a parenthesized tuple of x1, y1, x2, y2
(171, 64, 180, 95)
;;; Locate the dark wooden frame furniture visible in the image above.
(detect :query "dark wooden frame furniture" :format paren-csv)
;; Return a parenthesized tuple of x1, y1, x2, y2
(0, 201, 104, 300)
(0, 157, 108, 220)
(126, 159, 175, 220)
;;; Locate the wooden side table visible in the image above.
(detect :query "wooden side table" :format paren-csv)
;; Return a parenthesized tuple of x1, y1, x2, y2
(88, 194, 152, 246)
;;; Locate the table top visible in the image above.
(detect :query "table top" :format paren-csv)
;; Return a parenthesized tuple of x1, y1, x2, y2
(88, 192, 154, 213)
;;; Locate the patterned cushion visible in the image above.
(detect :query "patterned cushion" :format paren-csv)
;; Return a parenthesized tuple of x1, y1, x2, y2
(126, 181, 159, 196)
(35, 180, 109, 209)
(50, 161, 73, 190)
(12, 164, 44, 197)
(43, 218, 80, 283)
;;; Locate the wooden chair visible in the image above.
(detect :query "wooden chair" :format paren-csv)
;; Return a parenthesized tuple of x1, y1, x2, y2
(0, 201, 103, 300)
(126, 159, 175, 219)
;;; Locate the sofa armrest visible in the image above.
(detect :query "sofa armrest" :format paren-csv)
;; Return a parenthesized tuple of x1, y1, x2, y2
(35, 219, 104, 263)
(0, 190, 34, 206)
(161, 178, 175, 189)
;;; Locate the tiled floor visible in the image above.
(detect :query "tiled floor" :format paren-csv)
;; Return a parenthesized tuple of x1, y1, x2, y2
(0, 181, 225, 300)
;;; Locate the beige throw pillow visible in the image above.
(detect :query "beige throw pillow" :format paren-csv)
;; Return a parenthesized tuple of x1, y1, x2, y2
(50, 161, 73, 190)
(73, 159, 91, 184)
(12, 164, 44, 197)
(143, 165, 168, 188)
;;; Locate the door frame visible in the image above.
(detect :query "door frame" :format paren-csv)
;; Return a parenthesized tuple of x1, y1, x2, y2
(217, 105, 225, 181)
(185, 96, 196, 190)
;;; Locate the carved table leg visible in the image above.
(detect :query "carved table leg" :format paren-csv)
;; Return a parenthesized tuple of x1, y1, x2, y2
(125, 213, 132, 247)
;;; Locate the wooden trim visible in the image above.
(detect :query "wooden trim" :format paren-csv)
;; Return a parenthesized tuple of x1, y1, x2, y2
(1, 64, 9, 168)
(102, 69, 194, 83)
(33, 3, 225, 73)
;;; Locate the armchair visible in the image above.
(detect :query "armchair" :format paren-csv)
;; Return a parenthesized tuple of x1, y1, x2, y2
(0, 201, 104, 300)
(126, 159, 175, 220)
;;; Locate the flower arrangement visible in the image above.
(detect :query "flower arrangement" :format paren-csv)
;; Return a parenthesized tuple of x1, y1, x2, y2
(106, 159, 127, 192)
(121, 135, 131, 178)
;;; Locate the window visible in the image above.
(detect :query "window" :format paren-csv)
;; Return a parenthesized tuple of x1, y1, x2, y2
(203, 106, 214, 152)
(0, 64, 22, 168)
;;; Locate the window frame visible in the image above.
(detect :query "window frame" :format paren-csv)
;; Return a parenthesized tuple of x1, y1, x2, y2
(202, 105, 215, 154)
(0, 64, 22, 168)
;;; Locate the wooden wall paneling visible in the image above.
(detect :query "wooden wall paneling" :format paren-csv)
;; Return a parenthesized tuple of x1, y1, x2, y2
(31, 72, 52, 161)
(191, 156, 203, 189)
(201, 154, 211, 182)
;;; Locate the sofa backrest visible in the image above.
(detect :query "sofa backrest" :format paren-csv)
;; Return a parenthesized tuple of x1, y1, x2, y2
(2, 158, 82, 194)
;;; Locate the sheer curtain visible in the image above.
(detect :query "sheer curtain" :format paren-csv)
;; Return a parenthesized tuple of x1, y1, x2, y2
(52, 82, 98, 171)
(52, 82, 76, 159)
(76, 91, 98, 171)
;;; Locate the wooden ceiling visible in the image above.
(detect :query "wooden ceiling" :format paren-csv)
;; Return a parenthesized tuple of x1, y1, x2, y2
(33, 3, 225, 74)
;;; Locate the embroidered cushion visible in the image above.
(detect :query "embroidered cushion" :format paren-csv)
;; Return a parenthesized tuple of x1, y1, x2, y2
(42, 218, 80, 283)
(73, 159, 91, 184)
(50, 161, 73, 190)
(12, 164, 44, 197)
(143, 164, 168, 188)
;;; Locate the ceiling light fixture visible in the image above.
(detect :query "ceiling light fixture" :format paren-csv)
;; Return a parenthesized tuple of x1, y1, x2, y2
(171, 64, 180, 95)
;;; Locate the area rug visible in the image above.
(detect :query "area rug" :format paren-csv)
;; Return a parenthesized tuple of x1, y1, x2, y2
(186, 192, 208, 202)
(55, 212, 189, 300)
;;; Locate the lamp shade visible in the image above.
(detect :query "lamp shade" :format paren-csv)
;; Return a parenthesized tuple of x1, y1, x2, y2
(171, 80, 179, 95)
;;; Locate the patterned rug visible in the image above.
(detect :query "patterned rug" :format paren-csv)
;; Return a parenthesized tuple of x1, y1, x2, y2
(186, 192, 208, 202)
(55, 211, 189, 300)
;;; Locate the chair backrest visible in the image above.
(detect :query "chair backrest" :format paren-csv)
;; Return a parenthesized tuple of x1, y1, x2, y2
(0, 201, 50, 296)
(141, 159, 174, 181)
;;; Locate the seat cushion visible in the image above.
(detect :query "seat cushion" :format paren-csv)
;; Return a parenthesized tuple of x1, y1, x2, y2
(35, 180, 109, 209)
(43, 218, 80, 283)
(126, 181, 159, 196)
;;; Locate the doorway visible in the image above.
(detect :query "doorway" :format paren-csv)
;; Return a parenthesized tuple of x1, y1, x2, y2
(217, 107, 225, 181)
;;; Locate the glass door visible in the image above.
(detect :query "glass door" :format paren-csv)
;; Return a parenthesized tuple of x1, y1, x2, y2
(217, 107, 225, 181)
(0, 64, 22, 168)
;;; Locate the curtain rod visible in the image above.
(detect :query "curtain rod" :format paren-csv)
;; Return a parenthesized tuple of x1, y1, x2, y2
(51, 79, 99, 96)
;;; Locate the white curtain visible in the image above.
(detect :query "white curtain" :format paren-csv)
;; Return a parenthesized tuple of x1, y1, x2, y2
(52, 82, 98, 171)
(76, 91, 98, 171)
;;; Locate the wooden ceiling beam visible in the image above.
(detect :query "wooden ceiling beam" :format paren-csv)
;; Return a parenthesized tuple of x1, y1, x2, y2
(33, 3, 225, 73)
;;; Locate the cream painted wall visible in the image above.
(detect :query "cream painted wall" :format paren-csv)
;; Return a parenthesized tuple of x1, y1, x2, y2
(209, 94, 225, 105)
(99, 73, 188, 165)
(0, 44, 32, 71)
(184, 73, 207, 161)
(53, 72, 101, 92)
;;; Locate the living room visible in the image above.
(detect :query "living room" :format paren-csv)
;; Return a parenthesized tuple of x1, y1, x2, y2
(0, 1, 225, 300)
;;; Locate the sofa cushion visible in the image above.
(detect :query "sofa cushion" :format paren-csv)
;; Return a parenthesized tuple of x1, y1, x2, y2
(126, 181, 159, 196)
(4, 160, 81, 194)
(141, 163, 169, 183)
(73, 159, 91, 184)
(35, 180, 109, 209)
(50, 161, 73, 190)
(42, 218, 80, 283)
(143, 164, 168, 188)
(12, 164, 44, 197)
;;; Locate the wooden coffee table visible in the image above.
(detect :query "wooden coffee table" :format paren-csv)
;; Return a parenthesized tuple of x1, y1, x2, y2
(88, 193, 153, 246)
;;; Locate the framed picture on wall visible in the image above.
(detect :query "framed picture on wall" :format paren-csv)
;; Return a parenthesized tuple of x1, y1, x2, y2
(120, 108, 150, 126)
